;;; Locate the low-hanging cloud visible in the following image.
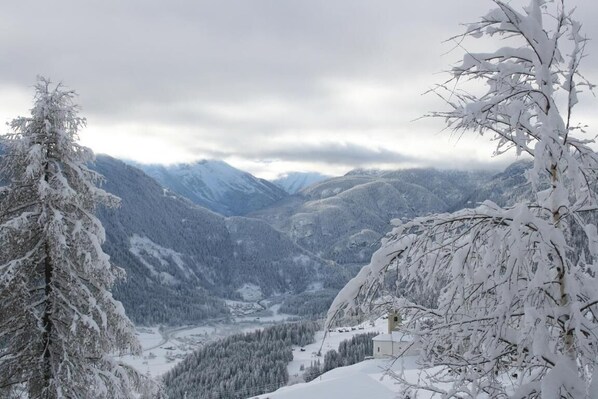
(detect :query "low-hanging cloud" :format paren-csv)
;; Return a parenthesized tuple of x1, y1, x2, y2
(205, 142, 416, 167)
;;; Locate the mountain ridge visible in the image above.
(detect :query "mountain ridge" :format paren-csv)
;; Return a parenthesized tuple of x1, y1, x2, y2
(135, 160, 288, 216)
(1, 145, 533, 325)
(94, 155, 343, 325)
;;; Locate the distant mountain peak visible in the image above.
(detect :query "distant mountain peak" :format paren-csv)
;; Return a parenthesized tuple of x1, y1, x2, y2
(134, 160, 287, 216)
(273, 172, 331, 194)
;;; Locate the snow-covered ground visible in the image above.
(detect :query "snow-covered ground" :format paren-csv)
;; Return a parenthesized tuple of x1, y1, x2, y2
(119, 301, 296, 377)
(119, 325, 217, 377)
(255, 317, 444, 399)
(286, 319, 385, 384)
(255, 357, 420, 399)
(257, 315, 433, 399)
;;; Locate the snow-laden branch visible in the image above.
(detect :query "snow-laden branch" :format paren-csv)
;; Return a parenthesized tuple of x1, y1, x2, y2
(328, 1, 598, 397)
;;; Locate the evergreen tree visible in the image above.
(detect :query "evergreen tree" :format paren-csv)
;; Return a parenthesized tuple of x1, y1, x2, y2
(0, 77, 141, 398)
(302, 360, 322, 383)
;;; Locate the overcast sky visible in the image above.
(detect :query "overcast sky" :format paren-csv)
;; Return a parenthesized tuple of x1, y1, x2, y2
(1, 1, 597, 179)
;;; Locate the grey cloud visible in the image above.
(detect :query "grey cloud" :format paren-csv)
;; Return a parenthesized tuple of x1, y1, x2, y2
(428, 156, 515, 173)
(5, 0, 584, 118)
(202, 142, 415, 167)
(187, 140, 513, 174)
(1, 0, 598, 175)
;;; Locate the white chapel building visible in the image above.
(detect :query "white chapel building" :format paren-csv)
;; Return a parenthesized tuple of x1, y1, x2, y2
(372, 311, 419, 358)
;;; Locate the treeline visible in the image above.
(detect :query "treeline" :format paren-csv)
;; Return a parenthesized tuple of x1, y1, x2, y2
(303, 332, 377, 382)
(163, 322, 319, 399)
(279, 289, 338, 317)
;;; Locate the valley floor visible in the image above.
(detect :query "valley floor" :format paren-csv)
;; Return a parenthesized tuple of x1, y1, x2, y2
(119, 301, 297, 377)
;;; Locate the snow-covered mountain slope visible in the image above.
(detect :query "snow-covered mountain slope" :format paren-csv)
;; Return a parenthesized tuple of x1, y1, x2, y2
(264, 354, 447, 399)
(251, 168, 493, 265)
(134, 160, 287, 216)
(255, 317, 429, 399)
(257, 358, 408, 399)
(457, 160, 532, 209)
(94, 156, 343, 325)
(137, 160, 288, 216)
(273, 172, 331, 194)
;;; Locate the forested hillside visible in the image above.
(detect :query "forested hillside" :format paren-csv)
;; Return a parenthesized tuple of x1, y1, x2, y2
(163, 322, 319, 399)
(303, 332, 377, 382)
(94, 156, 343, 325)
(251, 168, 494, 265)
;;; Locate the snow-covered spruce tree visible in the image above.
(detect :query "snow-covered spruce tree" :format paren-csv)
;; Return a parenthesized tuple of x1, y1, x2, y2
(0, 77, 141, 398)
(328, 1, 598, 397)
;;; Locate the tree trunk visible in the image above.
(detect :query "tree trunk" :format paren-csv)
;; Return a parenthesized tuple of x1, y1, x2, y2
(42, 242, 53, 392)
(551, 163, 574, 359)
(41, 156, 54, 398)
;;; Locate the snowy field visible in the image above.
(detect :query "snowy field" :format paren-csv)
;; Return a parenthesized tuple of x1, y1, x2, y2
(119, 301, 296, 377)
(286, 318, 386, 384)
(252, 316, 464, 399)
(258, 318, 517, 398)
(255, 357, 421, 399)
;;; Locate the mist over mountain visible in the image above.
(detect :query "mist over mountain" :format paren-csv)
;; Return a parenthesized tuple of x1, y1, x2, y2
(97, 157, 507, 324)
(273, 172, 331, 194)
(85, 158, 539, 325)
(136, 160, 288, 216)
(97, 158, 526, 323)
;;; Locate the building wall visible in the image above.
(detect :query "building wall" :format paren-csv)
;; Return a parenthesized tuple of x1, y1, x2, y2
(373, 340, 418, 358)
(374, 341, 394, 358)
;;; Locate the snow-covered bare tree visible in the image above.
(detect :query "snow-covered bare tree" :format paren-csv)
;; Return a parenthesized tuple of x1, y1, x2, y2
(328, 1, 598, 397)
(0, 77, 142, 398)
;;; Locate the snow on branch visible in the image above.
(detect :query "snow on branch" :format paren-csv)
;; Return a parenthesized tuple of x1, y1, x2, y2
(328, 1, 598, 397)
(0, 77, 143, 398)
